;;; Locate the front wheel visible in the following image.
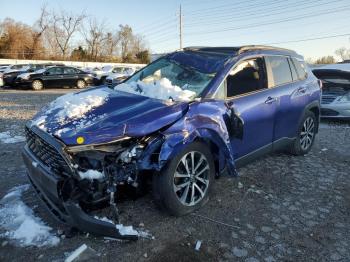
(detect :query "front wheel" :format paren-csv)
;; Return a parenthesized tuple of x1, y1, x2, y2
(290, 111, 317, 155)
(32, 80, 43, 90)
(152, 142, 215, 216)
(76, 79, 87, 89)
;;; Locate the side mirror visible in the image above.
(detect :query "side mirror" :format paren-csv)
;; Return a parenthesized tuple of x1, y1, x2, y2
(223, 105, 244, 140)
(44, 71, 50, 75)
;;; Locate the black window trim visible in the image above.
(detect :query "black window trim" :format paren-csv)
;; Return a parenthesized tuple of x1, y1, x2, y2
(224, 56, 270, 100)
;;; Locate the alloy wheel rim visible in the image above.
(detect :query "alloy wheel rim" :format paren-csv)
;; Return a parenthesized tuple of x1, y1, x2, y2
(33, 81, 42, 89)
(77, 80, 85, 88)
(173, 151, 210, 206)
(300, 117, 315, 150)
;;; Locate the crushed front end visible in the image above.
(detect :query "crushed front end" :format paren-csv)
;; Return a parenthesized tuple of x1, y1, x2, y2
(22, 124, 161, 240)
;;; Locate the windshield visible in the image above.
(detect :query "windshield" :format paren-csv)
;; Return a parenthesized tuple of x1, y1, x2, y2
(112, 67, 124, 73)
(35, 68, 47, 74)
(115, 58, 215, 101)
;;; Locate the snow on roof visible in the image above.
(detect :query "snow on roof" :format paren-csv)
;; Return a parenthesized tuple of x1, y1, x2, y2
(114, 78, 196, 102)
(0, 185, 60, 247)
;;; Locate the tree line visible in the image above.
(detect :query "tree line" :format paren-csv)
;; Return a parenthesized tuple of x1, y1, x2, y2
(0, 5, 150, 64)
(307, 47, 350, 64)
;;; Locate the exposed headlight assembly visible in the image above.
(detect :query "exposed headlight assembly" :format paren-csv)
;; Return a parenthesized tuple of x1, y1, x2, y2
(66, 137, 132, 153)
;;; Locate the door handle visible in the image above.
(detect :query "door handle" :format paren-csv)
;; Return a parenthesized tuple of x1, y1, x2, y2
(265, 96, 277, 104)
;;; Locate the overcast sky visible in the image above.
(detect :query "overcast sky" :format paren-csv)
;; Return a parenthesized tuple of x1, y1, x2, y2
(1, 0, 350, 60)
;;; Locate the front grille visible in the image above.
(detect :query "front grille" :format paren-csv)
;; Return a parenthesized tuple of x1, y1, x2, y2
(25, 127, 70, 176)
(321, 95, 337, 104)
(321, 108, 339, 116)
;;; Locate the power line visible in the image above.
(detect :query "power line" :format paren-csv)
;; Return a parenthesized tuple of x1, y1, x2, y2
(184, 0, 262, 15)
(185, 0, 341, 27)
(185, 5, 350, 36)
(263, 32, 350, 45)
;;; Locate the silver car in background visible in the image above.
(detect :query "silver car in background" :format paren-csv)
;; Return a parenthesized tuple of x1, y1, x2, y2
(313, 65, 350, 119)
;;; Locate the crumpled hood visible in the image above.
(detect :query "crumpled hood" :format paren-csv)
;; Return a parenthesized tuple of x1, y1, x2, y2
(31, 87, 189, 145)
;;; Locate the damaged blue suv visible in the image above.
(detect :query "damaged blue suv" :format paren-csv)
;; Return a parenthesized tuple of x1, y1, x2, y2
(23, 46, 321, 239)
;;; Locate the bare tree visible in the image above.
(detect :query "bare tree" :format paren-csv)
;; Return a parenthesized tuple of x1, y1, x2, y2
(335, 47, 350, 61)
(118, 24, 133, 62)
(103, 32, 120, 59)
(51, 10, 86, 58)
(28, 4, 49, 58)
(82, 18, 107, 61)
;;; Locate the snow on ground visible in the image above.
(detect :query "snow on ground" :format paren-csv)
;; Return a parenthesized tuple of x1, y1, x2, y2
(0, 185, 60, 247)
(94, 216, 154, 239)
(31, 88, 110, 130)
(0, 131, 25, 144)
(78, 170, 105, 180)
(115, 78, 196, 102)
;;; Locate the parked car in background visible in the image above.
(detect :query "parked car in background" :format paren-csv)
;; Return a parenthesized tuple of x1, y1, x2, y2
(86, 65, 113, 84)
(105, 66, 138, 87)
(15, 66, 97, 90)
(313, 67, 350, 119)
(23, 45, 321, 239)
(0, 64, 10, 73)
(2, 63, 65, 87)
(0, 64, 31, 86)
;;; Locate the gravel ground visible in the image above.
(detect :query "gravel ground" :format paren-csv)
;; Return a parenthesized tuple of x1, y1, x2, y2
(0, 87, 349, 262)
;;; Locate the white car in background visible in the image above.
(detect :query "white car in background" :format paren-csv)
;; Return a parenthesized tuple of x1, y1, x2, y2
(105, 66, 139, 87)
(84, 65, 114, 85)
(313, 63, 350, 119)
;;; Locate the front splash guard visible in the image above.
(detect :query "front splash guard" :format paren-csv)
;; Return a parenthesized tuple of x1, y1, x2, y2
(63, 201, 138, 241)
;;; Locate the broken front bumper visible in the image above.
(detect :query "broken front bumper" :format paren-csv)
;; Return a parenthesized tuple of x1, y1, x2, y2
(22, 136, 138, 241)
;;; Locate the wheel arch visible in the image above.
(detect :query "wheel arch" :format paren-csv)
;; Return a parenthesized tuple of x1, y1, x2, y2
(304, 101, 320, 134)
(156, 128, 237, 176)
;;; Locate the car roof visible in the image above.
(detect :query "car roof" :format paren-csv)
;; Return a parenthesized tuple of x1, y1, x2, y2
(183, 45, 297, 57)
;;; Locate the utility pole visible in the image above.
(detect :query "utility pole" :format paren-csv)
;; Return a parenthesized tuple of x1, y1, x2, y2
(179, 4, 183, 49)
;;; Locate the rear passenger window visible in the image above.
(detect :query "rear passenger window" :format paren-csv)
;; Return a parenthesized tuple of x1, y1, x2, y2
(292, 58, 307, 80)
(266, 56, 293, 87)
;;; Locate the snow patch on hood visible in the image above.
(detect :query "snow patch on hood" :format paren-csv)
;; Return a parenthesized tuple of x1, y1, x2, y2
(114, 78, 196, 102)
(31, 89, 110, 131)
(0, 185, 60, 247)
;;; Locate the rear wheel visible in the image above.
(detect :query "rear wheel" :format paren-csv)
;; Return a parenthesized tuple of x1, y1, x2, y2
(290, 111, 317, 155)
(152, 142, 215, 216)
(76, 79, 86, 89)
(32, 80, 43, 90)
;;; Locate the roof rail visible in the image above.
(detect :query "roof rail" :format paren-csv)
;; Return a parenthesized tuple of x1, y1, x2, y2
(238, 45, 296, 54)
(183, 46, 240, 53)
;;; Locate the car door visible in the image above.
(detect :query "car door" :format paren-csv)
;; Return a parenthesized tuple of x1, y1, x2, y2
(63, 67, 79, 86)
(43, 67, 64, 87)
(224, 57, 278, 160)
(265, 56, 309, 141)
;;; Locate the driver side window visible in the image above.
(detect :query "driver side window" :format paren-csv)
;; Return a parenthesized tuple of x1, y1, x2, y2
(226, 58, 267, 98)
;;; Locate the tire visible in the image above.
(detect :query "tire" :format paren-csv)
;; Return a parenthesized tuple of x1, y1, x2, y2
(152, 142, 215, 216)
(76, 79, 87, 89)
(32, 80, 43, 90)
(290, 111, 317, 155)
